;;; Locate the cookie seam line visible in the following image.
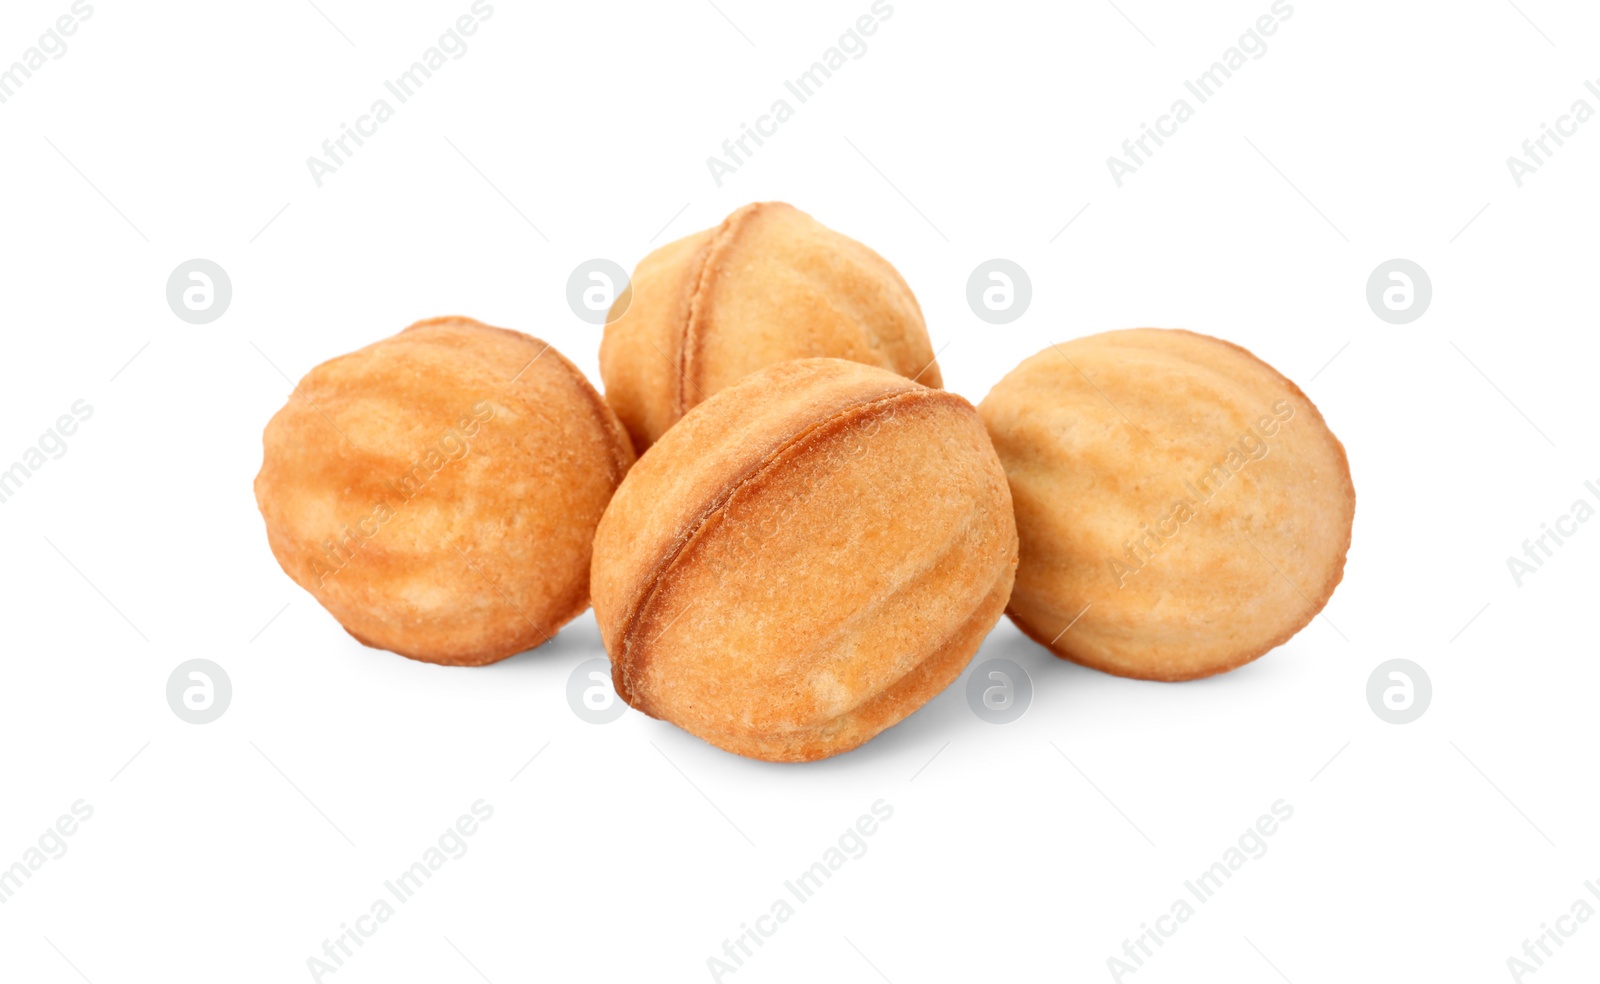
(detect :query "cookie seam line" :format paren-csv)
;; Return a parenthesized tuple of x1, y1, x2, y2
(613, 384, 964, 707)
(674, 204, 767, 418)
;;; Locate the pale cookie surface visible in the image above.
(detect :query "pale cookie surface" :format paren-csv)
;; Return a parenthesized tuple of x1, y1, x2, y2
(599, 202, 940, 453)
(979, 329, 1354, 681)
(591, 358, 1016, 762)
(254, 317, 634, 666)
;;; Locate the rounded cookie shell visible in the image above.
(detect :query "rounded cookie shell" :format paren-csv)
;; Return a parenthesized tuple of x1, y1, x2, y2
(591, 358, 1017, 761)
(978, 329, 1354, 681)
(599, 202, 940, 453)
(254, 317, 634, 665)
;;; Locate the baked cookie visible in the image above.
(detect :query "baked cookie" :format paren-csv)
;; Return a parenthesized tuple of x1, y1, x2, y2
(979, 329, 1354, 681)
(599, 202, 940, 453)
(254, 317, 634, 665)
(591, 358, 1017, 761)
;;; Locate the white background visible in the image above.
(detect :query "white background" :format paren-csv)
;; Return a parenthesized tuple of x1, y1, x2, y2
(1, 1, 1597, 981)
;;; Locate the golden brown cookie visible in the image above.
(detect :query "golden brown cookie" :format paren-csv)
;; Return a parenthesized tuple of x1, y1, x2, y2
(254, 317, 634, 666)
(591, 358, 1017, 761)
(979, 329, 1354, 681)
(599, 202, 940, 453)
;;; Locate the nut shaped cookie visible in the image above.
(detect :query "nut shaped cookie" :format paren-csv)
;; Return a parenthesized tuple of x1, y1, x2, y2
(979, 329, 1354, 681)
(591, 358, 1017, 762)
(599, 202, 940, 452)
(254, 317, 634, 666)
